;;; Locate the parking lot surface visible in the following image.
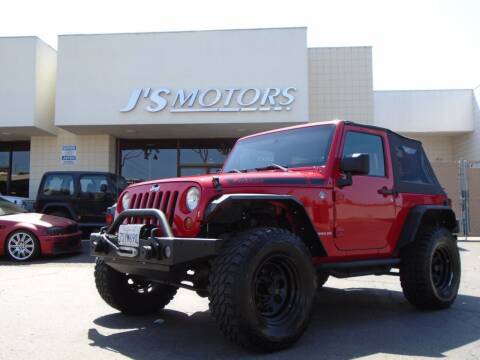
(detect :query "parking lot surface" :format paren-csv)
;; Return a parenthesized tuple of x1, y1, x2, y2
(1, 239, 479, 360)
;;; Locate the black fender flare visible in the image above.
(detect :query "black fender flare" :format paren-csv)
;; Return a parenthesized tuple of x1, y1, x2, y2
(204, 193, 327, 257)
(42, 203, 76, 219)
(395, 205, 458, 253)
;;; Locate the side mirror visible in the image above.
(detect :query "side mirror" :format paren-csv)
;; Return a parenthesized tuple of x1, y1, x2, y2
(338, 153, 370, 187)
(340, 153, 370, 175)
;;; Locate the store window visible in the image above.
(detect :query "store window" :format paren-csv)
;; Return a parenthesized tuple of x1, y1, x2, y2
(11, 151, 30, 197)
(119, 139, 178, 183)
(0, 142, 30, 198)
(0, 151, 9, 195)
(118, 139, 234, 183)
(178, 139, 233, 176)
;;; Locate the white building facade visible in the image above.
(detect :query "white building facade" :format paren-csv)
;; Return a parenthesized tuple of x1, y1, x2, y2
(0, 28, 478, 199)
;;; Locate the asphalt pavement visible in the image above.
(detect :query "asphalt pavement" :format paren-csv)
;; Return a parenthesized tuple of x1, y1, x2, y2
(1, 239, 479, 360)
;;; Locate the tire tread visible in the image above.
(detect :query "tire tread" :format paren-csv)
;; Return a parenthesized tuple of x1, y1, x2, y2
(400, 226, 460, 310)
(94, 259, 178, 315)
(208, 227, 314, 350)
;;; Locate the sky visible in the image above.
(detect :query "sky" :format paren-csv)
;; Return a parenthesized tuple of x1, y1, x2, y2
(0, 0, 478, 90)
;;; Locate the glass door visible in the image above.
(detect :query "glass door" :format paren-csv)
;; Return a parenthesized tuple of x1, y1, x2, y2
(11, 151, 30, 197)
(0, 151, 9, 195)
(0, 142, 31, 197)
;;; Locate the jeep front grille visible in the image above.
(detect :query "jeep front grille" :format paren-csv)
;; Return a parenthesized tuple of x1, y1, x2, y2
(126, 190, 179, 226)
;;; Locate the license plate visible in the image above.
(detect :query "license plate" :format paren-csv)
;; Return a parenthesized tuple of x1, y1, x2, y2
(118, 224, 143, 247)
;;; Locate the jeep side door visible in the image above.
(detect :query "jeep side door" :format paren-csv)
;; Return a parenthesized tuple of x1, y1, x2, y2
(334, 126, 397, 251)
(77, 174, 114, 224)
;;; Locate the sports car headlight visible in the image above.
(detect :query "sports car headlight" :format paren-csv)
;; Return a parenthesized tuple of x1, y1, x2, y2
(46, 226, 65, 235)
(186, 187, 200, 212)
(121, 191, 131, 210)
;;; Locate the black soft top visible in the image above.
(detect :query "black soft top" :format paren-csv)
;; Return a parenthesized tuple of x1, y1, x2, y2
(346, 122, 445, 195)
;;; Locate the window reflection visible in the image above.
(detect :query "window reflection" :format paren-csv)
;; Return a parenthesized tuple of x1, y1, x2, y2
(0, 152, 9, 195)
(180, 148, 228, 165)
(11, 151, 30, 197)
(121, 148, 177, 183)
(43, 174, 74, 196)
(180, 167, 222, 176)
(118, 139, 234, 182)
(0, 144, 30, 198)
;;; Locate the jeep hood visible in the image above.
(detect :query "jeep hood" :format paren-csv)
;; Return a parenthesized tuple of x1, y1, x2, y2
(130, 168, 328, 190)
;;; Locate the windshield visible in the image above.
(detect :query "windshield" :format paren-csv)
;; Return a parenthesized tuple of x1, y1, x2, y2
(0, 198, 27, 215)
(223, 125, 335, 172)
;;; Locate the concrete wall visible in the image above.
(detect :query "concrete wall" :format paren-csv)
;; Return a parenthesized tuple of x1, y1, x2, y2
(55, 28, 309, 133)
(374, 89, 474, 133)
(453, 87, 480, 161)
(29, 130, 115, 198)
(0, 37, 56, 137)
(0, 38, 36, 127)
(34, 40, 57, 134)
(308, 47, 374, 124)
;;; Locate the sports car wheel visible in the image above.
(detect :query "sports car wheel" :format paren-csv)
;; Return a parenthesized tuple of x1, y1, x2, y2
(6, 231, 40, 261)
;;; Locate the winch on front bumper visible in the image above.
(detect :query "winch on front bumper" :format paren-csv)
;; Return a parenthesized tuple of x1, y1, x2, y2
(90, 209, 222, 272)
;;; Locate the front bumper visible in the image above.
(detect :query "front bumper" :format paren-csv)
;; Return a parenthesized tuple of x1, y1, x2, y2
(90, 209, 222, 272)
(41, 231, 83, 255)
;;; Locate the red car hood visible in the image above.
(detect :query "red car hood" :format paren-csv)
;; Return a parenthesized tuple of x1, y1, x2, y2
(1, 213, 76, 228)
(129, 168, 328, 190)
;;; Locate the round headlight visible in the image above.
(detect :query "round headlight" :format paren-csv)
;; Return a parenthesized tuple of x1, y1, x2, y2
(186, 187, 200, 212)
(121, 191, 131, 210)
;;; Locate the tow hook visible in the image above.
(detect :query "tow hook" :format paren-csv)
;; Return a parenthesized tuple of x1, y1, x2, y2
(92, 233, 118, 254)
(92, 237, 108, 254)
(140, 245, 154, 259)
(140, 239, 165, 260)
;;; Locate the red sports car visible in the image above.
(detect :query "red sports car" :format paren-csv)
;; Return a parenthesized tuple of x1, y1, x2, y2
(0, 198, 82, 261)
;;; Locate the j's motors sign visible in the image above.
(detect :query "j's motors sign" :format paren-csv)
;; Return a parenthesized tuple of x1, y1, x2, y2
(120, 87, 297, 113)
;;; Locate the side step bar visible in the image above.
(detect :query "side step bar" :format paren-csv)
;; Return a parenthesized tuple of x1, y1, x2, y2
(317, 258, 401, 278)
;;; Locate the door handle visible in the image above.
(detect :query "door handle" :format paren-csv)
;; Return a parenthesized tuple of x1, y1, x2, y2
(377, 186, 397, 196)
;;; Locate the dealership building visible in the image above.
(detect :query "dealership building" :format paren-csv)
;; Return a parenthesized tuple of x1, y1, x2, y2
(0, 27, 479, 200)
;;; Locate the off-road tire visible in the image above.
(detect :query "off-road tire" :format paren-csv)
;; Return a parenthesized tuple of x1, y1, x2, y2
(94, 259, 178, 315)
(209, 227, 316, 351)
(400, 226, 461, 310)
(317, 270, 329, 288)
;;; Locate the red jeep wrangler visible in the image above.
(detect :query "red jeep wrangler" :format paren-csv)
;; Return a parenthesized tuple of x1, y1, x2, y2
(91, 120, 460, 351)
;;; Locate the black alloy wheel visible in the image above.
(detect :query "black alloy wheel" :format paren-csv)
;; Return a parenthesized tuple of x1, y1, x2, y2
(431, 246, 454, 297)
(126, 275, 157, 295)
(209, 227, 316, 351)
(253, 255, 300, 322)
(400, 226, 461, 310)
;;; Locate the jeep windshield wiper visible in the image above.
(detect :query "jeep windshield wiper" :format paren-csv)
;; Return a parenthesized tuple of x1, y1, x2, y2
(254, 163, 289, 172)
(225, 169, 243, 173)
